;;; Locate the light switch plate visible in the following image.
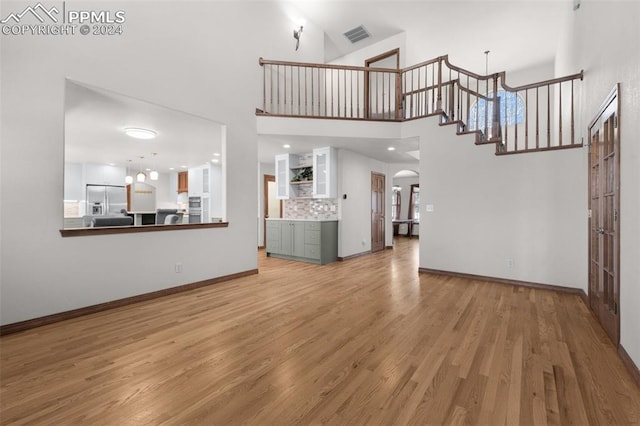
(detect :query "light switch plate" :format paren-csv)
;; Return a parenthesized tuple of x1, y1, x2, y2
(426, 204, 434, 212)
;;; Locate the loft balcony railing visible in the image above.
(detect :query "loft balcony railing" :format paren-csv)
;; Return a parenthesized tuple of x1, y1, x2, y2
(258, 56, 584, 155)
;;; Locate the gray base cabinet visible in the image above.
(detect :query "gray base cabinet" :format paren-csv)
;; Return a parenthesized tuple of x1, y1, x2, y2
(266, 220, 338, 265)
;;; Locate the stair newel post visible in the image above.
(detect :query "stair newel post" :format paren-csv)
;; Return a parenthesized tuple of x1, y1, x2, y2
(395, 70, 402, 120)
(491, 73, 502, 142)
(448, 81, 455, 120)
(436, 57, 443, 113)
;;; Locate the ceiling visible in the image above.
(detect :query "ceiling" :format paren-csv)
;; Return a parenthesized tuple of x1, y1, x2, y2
(291, 0, 570, 72)
(65, 81, 223, 174)
(258, 134, 420, 165)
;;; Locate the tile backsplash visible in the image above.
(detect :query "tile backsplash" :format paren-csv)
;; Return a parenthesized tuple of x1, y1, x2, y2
(284, 198, 339, 220)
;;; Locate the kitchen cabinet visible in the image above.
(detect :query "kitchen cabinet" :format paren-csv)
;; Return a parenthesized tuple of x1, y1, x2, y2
(275, 147, 336, 200)
(187, 164, 210, 197)
(177, 171, 188, 193)
(275, 154, 291, 199)
(312, 147, 337, 198)
(85, 163, 126, 186)
(266, 219, 338, 265)
(281, 221, 306, 258)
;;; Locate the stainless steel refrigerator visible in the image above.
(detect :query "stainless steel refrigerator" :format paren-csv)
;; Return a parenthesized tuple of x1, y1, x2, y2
(86, 184, 127, 216)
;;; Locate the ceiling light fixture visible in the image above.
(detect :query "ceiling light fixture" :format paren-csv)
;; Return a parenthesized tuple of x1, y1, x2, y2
(283, 144, 291, 149)
(387, 146, 396, 151)
(124, 127, 157, 140)
(211, 158, 220, 164)
(293, 25, 303, 51)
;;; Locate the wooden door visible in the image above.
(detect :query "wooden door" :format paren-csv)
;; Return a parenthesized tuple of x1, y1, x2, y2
(263, 175, 281, 248)
(364, 49, 400, 120)
(371, 172, 386, 252)
(588, 85, 620, 345)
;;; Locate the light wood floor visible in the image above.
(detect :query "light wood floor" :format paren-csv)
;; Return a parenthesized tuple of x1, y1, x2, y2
(1, 238, 639, 425)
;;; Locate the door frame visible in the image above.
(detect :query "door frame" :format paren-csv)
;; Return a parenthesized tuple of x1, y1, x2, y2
(263, 174, 281, 248)
(364, 48, 400, 120)
(371, 172, 386, 252)
(587, 83, 621, 345)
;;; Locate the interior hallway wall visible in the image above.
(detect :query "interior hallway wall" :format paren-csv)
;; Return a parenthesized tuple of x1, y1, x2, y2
(407, 117, 587, 289)
(555, 0, 640, 371)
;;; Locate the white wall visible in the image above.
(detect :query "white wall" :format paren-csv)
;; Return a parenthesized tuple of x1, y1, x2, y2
(257, 161, 276, 247)
(330, 32, 407, 68)
(155, 172, 177, 210)
(405, 117, 587, 288)
(555, 0, 640, 371)
(0, 1, 325, 325)
(338, 148, 391, 257)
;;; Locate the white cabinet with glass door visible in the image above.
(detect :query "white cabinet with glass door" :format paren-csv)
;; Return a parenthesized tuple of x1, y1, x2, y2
(312, 147, 337, 198)
(275, 153, 291, 199)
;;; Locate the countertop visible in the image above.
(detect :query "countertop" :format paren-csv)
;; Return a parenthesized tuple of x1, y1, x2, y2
(266, 218, 338, 222)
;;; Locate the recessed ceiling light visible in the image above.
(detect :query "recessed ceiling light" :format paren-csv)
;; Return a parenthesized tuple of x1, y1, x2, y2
(283, 144, 291, 149)
(124, 127, 157, 140)
(213, 153, 221, 157)
(169, 167, 175, 171)
(181, 165, 187, 168)
(387, 146, 396, 151)
(211, 158, 220, 163)
(108, 162, 116, 166)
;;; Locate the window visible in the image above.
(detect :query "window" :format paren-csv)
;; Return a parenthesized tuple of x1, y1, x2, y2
(468, 90, 524, 131)
(409, 184, 420, 221)
(391, 186, 401, 220)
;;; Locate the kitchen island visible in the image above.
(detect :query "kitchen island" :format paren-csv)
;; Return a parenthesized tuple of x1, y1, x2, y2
(266, 219, 338, 265)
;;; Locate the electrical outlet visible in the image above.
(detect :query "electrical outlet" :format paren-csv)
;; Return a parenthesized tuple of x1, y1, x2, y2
(175, 262, 183, 273)
(506, 258, 515, 269)
(426, 204, 434, 212)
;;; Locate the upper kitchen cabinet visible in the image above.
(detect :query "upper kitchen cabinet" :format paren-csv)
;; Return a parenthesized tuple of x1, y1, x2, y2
(188, 164, 210, 196)
(275, 148, 337, 200)
(177, 171, 188, 193)
(84, 163, 126, 186)
(275, 153, 291, 199)
(312, 147, 337, 199)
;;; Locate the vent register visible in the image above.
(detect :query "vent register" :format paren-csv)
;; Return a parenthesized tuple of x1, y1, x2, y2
(343, 25, 370, 43)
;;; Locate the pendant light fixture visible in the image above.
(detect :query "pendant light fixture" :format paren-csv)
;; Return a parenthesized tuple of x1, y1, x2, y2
(149, 152, 159, 180)
(136, 156, 147, 182)
(125, 159, 133, 184)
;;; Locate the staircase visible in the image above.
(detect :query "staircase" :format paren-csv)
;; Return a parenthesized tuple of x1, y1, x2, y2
(257, 55, 584, 156)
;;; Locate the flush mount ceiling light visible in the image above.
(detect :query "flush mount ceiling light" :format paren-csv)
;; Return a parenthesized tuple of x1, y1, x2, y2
(124, 127, 157, 140)
(283, 144, 291, 149)
(387, 146, 396, 151)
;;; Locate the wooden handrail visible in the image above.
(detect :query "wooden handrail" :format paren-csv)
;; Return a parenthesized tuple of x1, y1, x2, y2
(259, 57, 400, 74)
(258, 55, 584, 155)
(501, 71, 584, 92)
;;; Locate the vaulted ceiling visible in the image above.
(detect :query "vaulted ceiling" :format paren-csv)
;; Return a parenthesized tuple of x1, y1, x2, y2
(289, 0, 571, 73)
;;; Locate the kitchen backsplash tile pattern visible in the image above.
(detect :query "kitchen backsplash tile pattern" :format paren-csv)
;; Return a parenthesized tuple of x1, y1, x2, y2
(284, 198, 339, 220)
